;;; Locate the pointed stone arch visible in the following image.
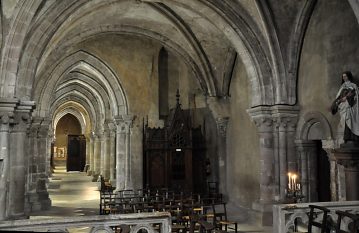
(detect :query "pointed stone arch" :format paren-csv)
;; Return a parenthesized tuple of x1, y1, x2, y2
(52, 103, 91, 137)
(33, 50, 127, 118)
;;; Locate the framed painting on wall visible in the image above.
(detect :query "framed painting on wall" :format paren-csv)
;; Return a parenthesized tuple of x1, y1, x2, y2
(57, 147, 66, 159)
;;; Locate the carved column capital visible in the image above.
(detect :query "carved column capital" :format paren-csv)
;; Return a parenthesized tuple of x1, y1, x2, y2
(114, 114, 134, 133)
(0, 98, 18, 130)
(12, 101, 35, 133)
(247, 106, 273, 133)
(91, 132, 99, 140)
(0, 114, 12, 125)
(272, 105, 300, 132)
(107, 121, 116, 138)
(37, 118, 51, 138)
(215, 117, 229, 137)
(96, 129, 105, 140)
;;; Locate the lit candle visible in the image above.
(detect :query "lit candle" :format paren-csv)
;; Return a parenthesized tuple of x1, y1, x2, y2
(288, 173, 292, 190)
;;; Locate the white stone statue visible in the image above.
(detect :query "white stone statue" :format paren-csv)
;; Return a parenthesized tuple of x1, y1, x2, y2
(331, 71, 359, 145)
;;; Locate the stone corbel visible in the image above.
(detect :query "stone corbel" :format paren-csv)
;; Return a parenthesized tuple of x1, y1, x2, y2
(215, 117, 229, 137)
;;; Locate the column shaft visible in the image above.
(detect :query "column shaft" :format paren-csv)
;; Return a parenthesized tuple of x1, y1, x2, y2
(8, 111, 30, 218)
(110, 133, 116, 182)
(0, 115, 11, 220)
(93, 135, 101, 176)
(278, 126, 287, 199)
(88, 135, 94, 175)
(103, 132, 110, 180)
(115, 126, 126, 190)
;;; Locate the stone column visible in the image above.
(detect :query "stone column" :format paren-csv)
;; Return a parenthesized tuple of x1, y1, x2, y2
(85, 137, 90, 173)
(108, 122, 116, 183)
(206, 97, 230, 193)
(215, 117, 229, 195)
(114, 116, 126, 191)
(114, 115, 134, 191)
(248, 107, 275, 205)
(25, 118, 41, 212)
(123, 115, 134, 190)
(272, 106, 299, 200)
(36, 119, 51, 209)
(93, 132, 101, 178)
(8, 101, 34, 219)
(322, 140, 340, 201)
(273, 121, 280, 200)
(100, 129, 106, 176)
(103, 127, 111, 180)
(0, 99, 17, 220)
(248, 105, 299, 225)
(47, 131, 54, 177)
(295, 140, 317, 202)
(277, 119, 287, 200)
(87, 132, 95, 176)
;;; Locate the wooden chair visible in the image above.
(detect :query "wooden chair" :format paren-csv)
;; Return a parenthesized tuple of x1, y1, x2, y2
(335, 210, 359, 233)
(212, 203, 238, 233)
(99, 175, 114, 192)
(307, 205, 331, 233)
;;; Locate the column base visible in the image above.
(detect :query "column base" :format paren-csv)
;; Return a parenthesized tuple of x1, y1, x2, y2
(84, 164, 90, 173)
(25, 191, 51, 212)
(92, 173, 99, 182)
(8, 213, 28, 220)
(252, 201, 276, 226)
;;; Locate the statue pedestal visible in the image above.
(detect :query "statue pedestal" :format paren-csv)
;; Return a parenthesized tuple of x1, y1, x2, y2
(333, 145, 359, 200)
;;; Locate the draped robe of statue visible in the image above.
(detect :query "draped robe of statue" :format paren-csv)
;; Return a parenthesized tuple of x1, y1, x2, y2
(331, 80, 359, 143)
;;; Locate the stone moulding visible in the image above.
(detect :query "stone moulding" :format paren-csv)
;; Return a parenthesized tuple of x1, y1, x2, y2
(0, 212, 171, 233)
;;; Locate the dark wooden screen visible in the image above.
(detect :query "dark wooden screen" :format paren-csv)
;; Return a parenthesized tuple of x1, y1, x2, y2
(143, 92, 206, 193)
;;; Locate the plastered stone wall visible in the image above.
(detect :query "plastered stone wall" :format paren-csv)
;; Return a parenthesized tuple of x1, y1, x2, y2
(227, 58, 260, 207)
(298, 0, 359, 138)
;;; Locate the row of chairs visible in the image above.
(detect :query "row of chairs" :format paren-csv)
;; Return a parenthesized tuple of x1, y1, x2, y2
(100, 190, 223, 215)
(304, 205, 359, 233)
(99, 189, 236, 232)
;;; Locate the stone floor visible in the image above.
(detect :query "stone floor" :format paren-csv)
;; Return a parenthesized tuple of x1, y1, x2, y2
(30, 166, 272, 233)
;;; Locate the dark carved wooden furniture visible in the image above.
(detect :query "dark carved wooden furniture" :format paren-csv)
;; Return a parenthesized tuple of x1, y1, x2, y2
(143, 92, 206, 193)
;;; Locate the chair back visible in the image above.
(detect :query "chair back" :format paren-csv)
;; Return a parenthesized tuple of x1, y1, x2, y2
(335, 210, 359, 233)
(308, 205, 330, 233)
(212, 203, 228, 224)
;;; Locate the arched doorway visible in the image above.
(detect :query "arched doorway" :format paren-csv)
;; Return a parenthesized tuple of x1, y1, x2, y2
(296, 111, 334, 202)
(54, 114, 85, 171)
(316, 140, 331, 202)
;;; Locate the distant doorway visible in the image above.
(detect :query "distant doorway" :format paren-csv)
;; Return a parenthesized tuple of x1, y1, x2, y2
(67, 135, 86, 172)
(53, 113, 82, 169)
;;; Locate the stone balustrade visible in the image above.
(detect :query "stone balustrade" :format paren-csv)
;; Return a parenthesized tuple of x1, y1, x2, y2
(273, 201, 359, 233)
(0, 212, 171, 233)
